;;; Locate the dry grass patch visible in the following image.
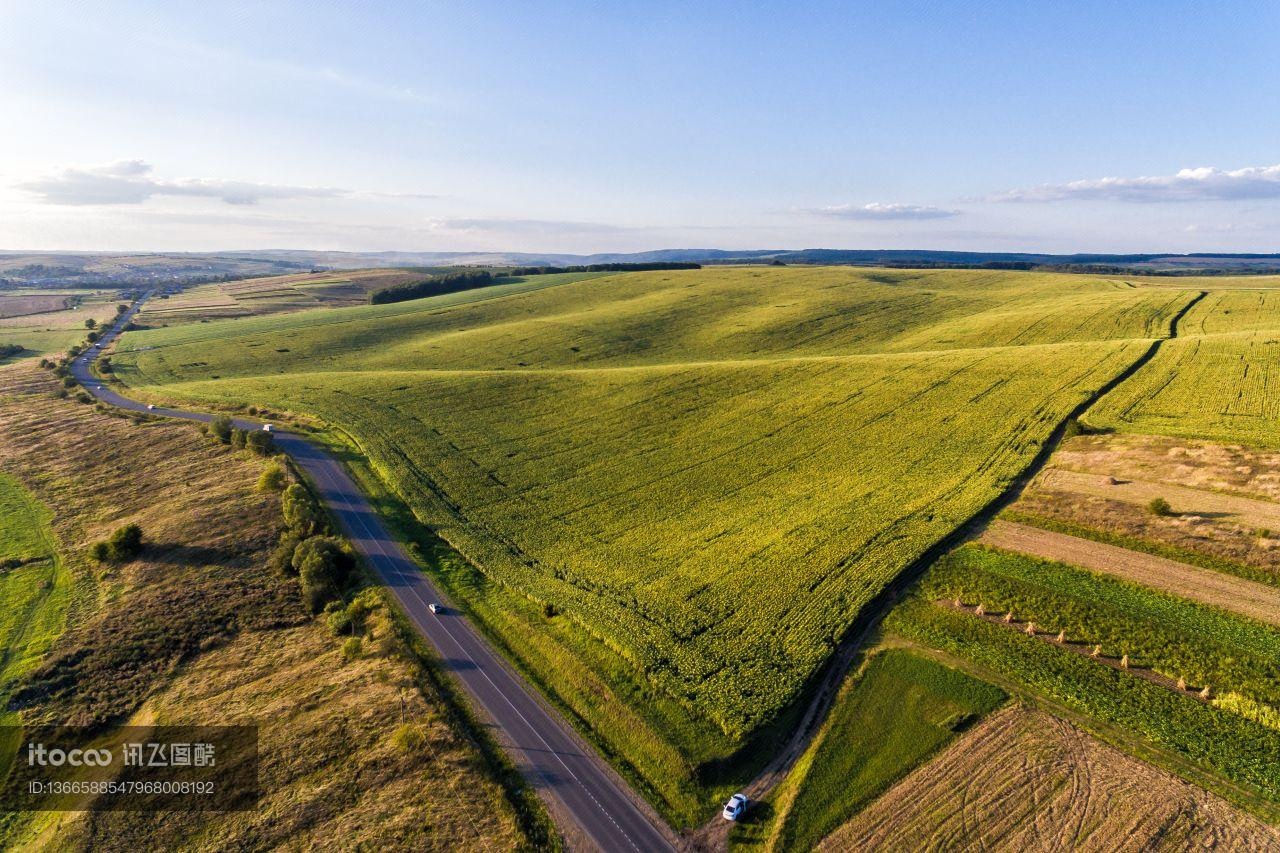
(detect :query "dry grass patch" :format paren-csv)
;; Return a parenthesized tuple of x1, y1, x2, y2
(45, 623, 526, 851)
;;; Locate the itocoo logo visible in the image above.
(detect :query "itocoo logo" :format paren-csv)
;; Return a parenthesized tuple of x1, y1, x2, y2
(27, 743, 113, 767)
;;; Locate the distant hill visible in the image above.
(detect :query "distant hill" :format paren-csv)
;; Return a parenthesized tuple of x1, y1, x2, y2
(4, 247, 1280, 289)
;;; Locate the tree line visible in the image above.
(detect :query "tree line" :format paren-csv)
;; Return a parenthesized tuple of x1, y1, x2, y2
(509, 262, 701, 275)
(368, 270, 495, 305)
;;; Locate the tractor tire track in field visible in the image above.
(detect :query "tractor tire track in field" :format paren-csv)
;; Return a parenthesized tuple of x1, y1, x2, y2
(702, 290, 1210, 847)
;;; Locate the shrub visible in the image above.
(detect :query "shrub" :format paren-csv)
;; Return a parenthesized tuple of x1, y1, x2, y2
(245, 430, 275, 456)
(62, 377, 77, 389)
(86, 330, 100, 343)
(91, 524, 143, 563)
(98, 358, 113, 373)
(257, 461, 287, 492)
(209, 414, 233, 444)
(75, 391, 92, 404)
(1148, 497, 1173, 516)
(326, 608, 353, 636)
(230, 428, 247, 449)
(281, 484, 323, 535)
(106, 523, 144, 560)
(391, 723, 427, 752)
(341, 636, 363, 662)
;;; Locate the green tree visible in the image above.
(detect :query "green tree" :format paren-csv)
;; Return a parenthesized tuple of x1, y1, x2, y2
(269, 530, 304, 576)
(209, 415, 233, 444)
(281, 484, 323, 535)
(84, 318, 97, 329)
(293, 536, 352, 612)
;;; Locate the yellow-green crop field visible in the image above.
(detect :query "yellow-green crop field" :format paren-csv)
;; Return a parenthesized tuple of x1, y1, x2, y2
(111, 266, 1203, 820)
(1089, 285, 1280, 446)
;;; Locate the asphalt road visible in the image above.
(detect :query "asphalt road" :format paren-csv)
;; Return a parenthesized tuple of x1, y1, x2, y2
(72, 298, 678, 853)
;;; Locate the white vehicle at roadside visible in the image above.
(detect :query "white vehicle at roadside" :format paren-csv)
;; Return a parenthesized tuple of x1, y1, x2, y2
(146, 404, 156, 410)
(428, 603, 442, 614)
(262, 424, 273, 432)
(722, 793, 748, 821)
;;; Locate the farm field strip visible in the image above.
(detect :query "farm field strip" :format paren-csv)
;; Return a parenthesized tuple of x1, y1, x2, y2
(979, 520, 1280, 627)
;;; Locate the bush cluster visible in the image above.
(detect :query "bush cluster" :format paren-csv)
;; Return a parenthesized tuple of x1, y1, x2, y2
(90, 523, 144, 563)
(271, 484, 354, 612)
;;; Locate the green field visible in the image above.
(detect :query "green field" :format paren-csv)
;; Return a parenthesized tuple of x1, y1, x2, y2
(0, 473, 69, 689)
(755, 650, 1004, 852)
(1089, 285, 1280, 446)
(109, 266, 1200, 820)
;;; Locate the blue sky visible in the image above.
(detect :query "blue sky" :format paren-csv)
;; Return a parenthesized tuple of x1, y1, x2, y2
(1, 0, 1278, 253)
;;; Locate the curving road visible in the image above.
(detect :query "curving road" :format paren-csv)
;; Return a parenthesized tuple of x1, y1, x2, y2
(73, 297, 677, 853)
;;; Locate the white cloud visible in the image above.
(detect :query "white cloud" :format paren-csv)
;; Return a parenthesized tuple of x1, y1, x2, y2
(18, 161, 346, 206)
(809, 202, 961, 220)
(991, 164, 1280, 203)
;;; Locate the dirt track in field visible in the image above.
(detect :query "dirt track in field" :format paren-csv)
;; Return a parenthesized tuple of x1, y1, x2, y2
(979, 520, 1280, 627)
(1038, 467, 1280, 531)
(818, 707, 1280, 852)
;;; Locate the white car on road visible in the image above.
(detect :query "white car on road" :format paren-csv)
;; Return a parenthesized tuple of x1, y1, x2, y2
(428, 603, 442, 615)
(722, 793, 748, 821)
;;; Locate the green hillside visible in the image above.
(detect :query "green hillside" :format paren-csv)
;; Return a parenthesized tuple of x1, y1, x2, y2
(1089, 286, 1280, 446)
(111, 266, 1195, 821)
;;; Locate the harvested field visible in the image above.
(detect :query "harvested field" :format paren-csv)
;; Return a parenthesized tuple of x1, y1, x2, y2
(1053, 433, 1280, 503)
(979, 520, 1280, 628)
(819, 707, 1280, 852)
(0, 294, 68, 319)
(1038, 467, 1280, 531)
